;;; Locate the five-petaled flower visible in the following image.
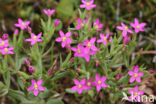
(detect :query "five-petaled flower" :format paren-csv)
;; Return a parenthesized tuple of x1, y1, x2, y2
(129, 85, 144, 102)
(130, 18, 146, 33)
(84, 78, 93, 90)
(71, 78, 86, 94)
(128, 65, 144, 83)
(94, 74, 108, 92)
(27, 79, 45, 96)
(55, 30, 72, 48)
(83, 37, 98, 51)
(80, 0, 96, 11)
(71, 43, 85, 57)
(116, 22, 133, 37)
(97, 33, 111, 46)
(76, 18, 88, 30)
(0, 47, 14, 55)
(25, 33, 42, 45)
(94, 18, 103, 31)
(43, 9, 55, 17)
(0, 38, 9, 49)
(14, 18, 30, 30)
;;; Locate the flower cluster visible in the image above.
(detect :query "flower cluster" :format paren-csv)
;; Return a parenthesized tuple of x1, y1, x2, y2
(71, 74, 108, 94)
(0, 34, 14, 55)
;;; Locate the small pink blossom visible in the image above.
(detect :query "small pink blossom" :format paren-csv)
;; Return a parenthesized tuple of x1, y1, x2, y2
(84, 78, 93, 90)
(55, 30, 72, 48)
(128, 65, 144, 83)
(129, 85, 144, 102)
(2, 33, 8, 40)
(48, 69, 53, 76)
(80, 0, 96, 11)
(71, 78, 86, 94)
(82, 47, 96, 62)
(54, 19, 61, 27)
(97, 33, 111, 46)
(14, 18, 30, 30)
(94, 74, 108, 92)
(116, 22, 133, 37)
(83, 37, 98, 51)
(27, 79, 45, 96)
(123, 36, 130, 44)
(43, 9, 55, 17)
(71, 43, 84, 57)
(149, 69, 155, 74)
(94, 18, 103, 31)
(25, 32, 42, 45)
(76, 18, 88, 30)
(130, 18, 146, 33)
(0, 38, 9, 49)
(0, 47, 14, 55)
(24, 59, 30, 66)
(28, 66, 35, 73)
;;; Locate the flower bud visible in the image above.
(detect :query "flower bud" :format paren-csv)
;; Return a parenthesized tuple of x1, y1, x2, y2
(2, 33, 8, 40)
(123, 36, 130, 44)
(24, 60, 30, 66)
(14, 29, 19, 36)
(95, 60, 99, 67)
(48, 69, 53, 76)
(115, 74, 122, 80)
(28, 66, 35, 73)
(54, 19, 60, 27)
(70, 57, 74, 63)
(27, 26, 32, 33)
(76, 68, 80, 72)
(120, 85, 124, 89)
(149, 69, 155, 74)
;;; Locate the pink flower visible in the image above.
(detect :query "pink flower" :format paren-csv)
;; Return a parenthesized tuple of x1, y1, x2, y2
(71, 43, 84, 57)
(25, 33, 42, 45)
(56, 30, 72, 48)
(82, 47, 96, 62)
(80, 0, 96, 11)
(28, 66, 35, 73)
(129, 85, 144, 102)
(2, 33, 8, 40)
(54, 19, 61, 27)
(116, 22, 133, 37)
(94, 74, 108, 92)
(149, 69, 155, 74)
(97, 33, 111, 46)
(83, 37, 98, 51)
(94, 18, 103, 31)
(71, 78, 86, 94)
(24, 60, 30, 66)
(123, 36, 130, 44)
(0, 38, 9, 49)
(0, 47, 14, 55)
(130, 18, 146, 33)
(14, 18, 30, 30)
(43, 9, 55, 17)
(76, 18, 88, 30)
(115, 74, 122, 80)
(128, 65, 144, 83)
(27, 79, 45, 96)
(48, 69, 53, 76)
(84, 78, 93, 90)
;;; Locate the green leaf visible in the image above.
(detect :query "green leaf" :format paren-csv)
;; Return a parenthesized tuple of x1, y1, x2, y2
(47, 99, 64, 104)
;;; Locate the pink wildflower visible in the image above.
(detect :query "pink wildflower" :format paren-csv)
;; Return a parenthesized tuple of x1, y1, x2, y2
(0, 38, 9, 49)
(2, 33, 8, 40)
(94, 18, 103, 31)
(76, 18, 88, 30)
(97, 33, 111, 46)
(80, 0, 96, 11)
(83, 37, 98, 51)
(14, 18, 30, 30)
(54, 19, 61, 27)
(25, 32, 42, 45)
(128, 65, 144, 83)
(130, 18, 146, 33)
(82, 47, 96, 62)
(123, 36, 130, 44)
(24, 59, 30, 66)
(116, 22, 133, 37)
(94, 74, 108, 92)
(55, 30, 72, 48)
(28, 66, 35, 73)
(43, 9, 55, 17)
(27, 79, 45, 96)
(71, 78, 86, 94)
(0, 47, 14, 55)
(129, 85, 144, 102)
(84, 78, 93, 90)
(71, 43, 84, 57)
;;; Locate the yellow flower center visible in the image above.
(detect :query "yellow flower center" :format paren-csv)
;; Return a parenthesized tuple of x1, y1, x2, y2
(98, 81, 101, 85)
(34, 83, 38, 90)
(87, 42, 91, 47)
(95, 25, 99, 29)
(134, 92, 138, 96)
(0, 41, 4, 46)
(103, 37, 107, 41)
(62, 37, 66, 41)
(81, 23, 84, 27)
(78, 84, 82, 88)
(124, 26, 128, 30)
(136, 25, 140, 29)
(33, 36, 37, 40)
(78, 49, 81, 53)
(134, 73, 138, 77)
(86, 3, 90, 6)
(87, 82, 91, 86)
(4, 48, 8, 52)
(22, 22, 25, 27)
